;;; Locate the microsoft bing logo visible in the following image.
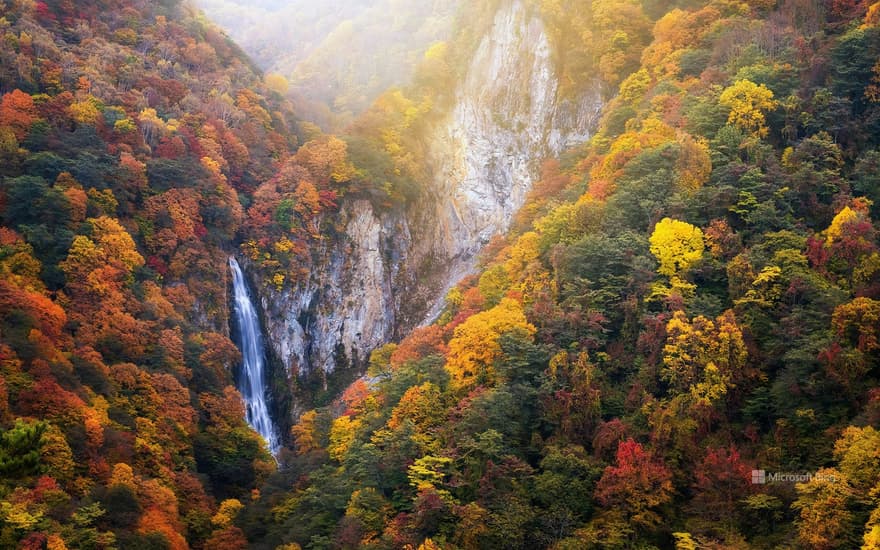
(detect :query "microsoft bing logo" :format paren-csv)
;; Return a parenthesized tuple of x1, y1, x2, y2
(750, 469, 838, 484)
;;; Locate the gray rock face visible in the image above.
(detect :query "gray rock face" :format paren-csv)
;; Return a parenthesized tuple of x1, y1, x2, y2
(420, 0, 603, 300)
(258, 200, 410, 378)
(257, 0, 603, 390)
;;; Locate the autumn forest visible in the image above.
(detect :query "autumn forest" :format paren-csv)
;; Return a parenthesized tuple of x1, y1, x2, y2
(1, 0, 880, 549)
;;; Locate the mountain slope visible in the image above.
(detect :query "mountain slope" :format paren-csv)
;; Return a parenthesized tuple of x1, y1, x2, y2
(0, 1, 604, 547)
(251, 0, 603, 408)
(2, 0, 880, 548)
(0, 0, 302, 547)
(235, 0, 880, 548)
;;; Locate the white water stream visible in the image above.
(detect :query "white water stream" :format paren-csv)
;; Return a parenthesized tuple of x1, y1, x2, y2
(229, 257, 281, 456)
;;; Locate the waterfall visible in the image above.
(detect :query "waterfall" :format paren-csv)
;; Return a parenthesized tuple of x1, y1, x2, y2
(228, 257, 281, 456)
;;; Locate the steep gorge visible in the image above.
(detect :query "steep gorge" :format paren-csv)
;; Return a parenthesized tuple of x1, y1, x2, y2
(254, 0, 604, 405)
(4, 0, 878, 544)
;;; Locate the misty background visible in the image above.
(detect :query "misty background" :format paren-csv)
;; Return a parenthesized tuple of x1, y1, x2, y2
(196, 0, 462, 128)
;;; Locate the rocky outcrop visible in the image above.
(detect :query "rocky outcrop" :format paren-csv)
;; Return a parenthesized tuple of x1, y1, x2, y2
(257, 0, 603, 388)
(257, 200, 410, 378)
(417, 0, 603, 300)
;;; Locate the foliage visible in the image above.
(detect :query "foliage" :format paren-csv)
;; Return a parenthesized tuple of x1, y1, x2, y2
(2, 0, 880, 548)
(649, 217, 705, 277)
(232, 0, 880, 548)
(719, 79, 778, 137)
(0, 0, 295, 547)
(445, 298, 536, 389)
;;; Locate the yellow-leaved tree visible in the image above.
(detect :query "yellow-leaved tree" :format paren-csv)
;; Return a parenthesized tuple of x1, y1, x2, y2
(649, 218, 704, 277)
(263, 72, 289, 95)
(211, 499, 244, 528)
(675, 133, 712, 192)
(291, 410, 320, 455)
(826, 205, 861, 245)
(662, 310, 749, 398)
(793, 417, 880, 549)
(293, 135, 357, 188)
(445, 298, 535, 389)
(328, 415, 361, 461)
(648, 217, 704, 303)
(719, 79, 778, 137)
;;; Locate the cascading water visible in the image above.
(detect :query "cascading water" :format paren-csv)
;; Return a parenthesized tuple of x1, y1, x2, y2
(229, 257, 281, 456)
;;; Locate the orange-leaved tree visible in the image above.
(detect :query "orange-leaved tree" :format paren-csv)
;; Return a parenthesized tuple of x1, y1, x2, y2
(445, 298, 536, 389)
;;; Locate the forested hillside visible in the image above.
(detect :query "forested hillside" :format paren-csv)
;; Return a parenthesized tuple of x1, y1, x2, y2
(0, 0, 313, 547)
(240, 0, 880, 549)
(2, 0, 880, 549)
(0, 0, 525, 547)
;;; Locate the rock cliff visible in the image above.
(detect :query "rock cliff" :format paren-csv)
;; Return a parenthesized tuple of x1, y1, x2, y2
(256, 0, 604, 395)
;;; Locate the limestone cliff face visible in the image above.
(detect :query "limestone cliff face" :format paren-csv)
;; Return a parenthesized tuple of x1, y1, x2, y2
(257, 0, 603, 387)
(428, 0, 597, 249)
(417, 0, 603, 311)
(257, 200, 410, 378)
